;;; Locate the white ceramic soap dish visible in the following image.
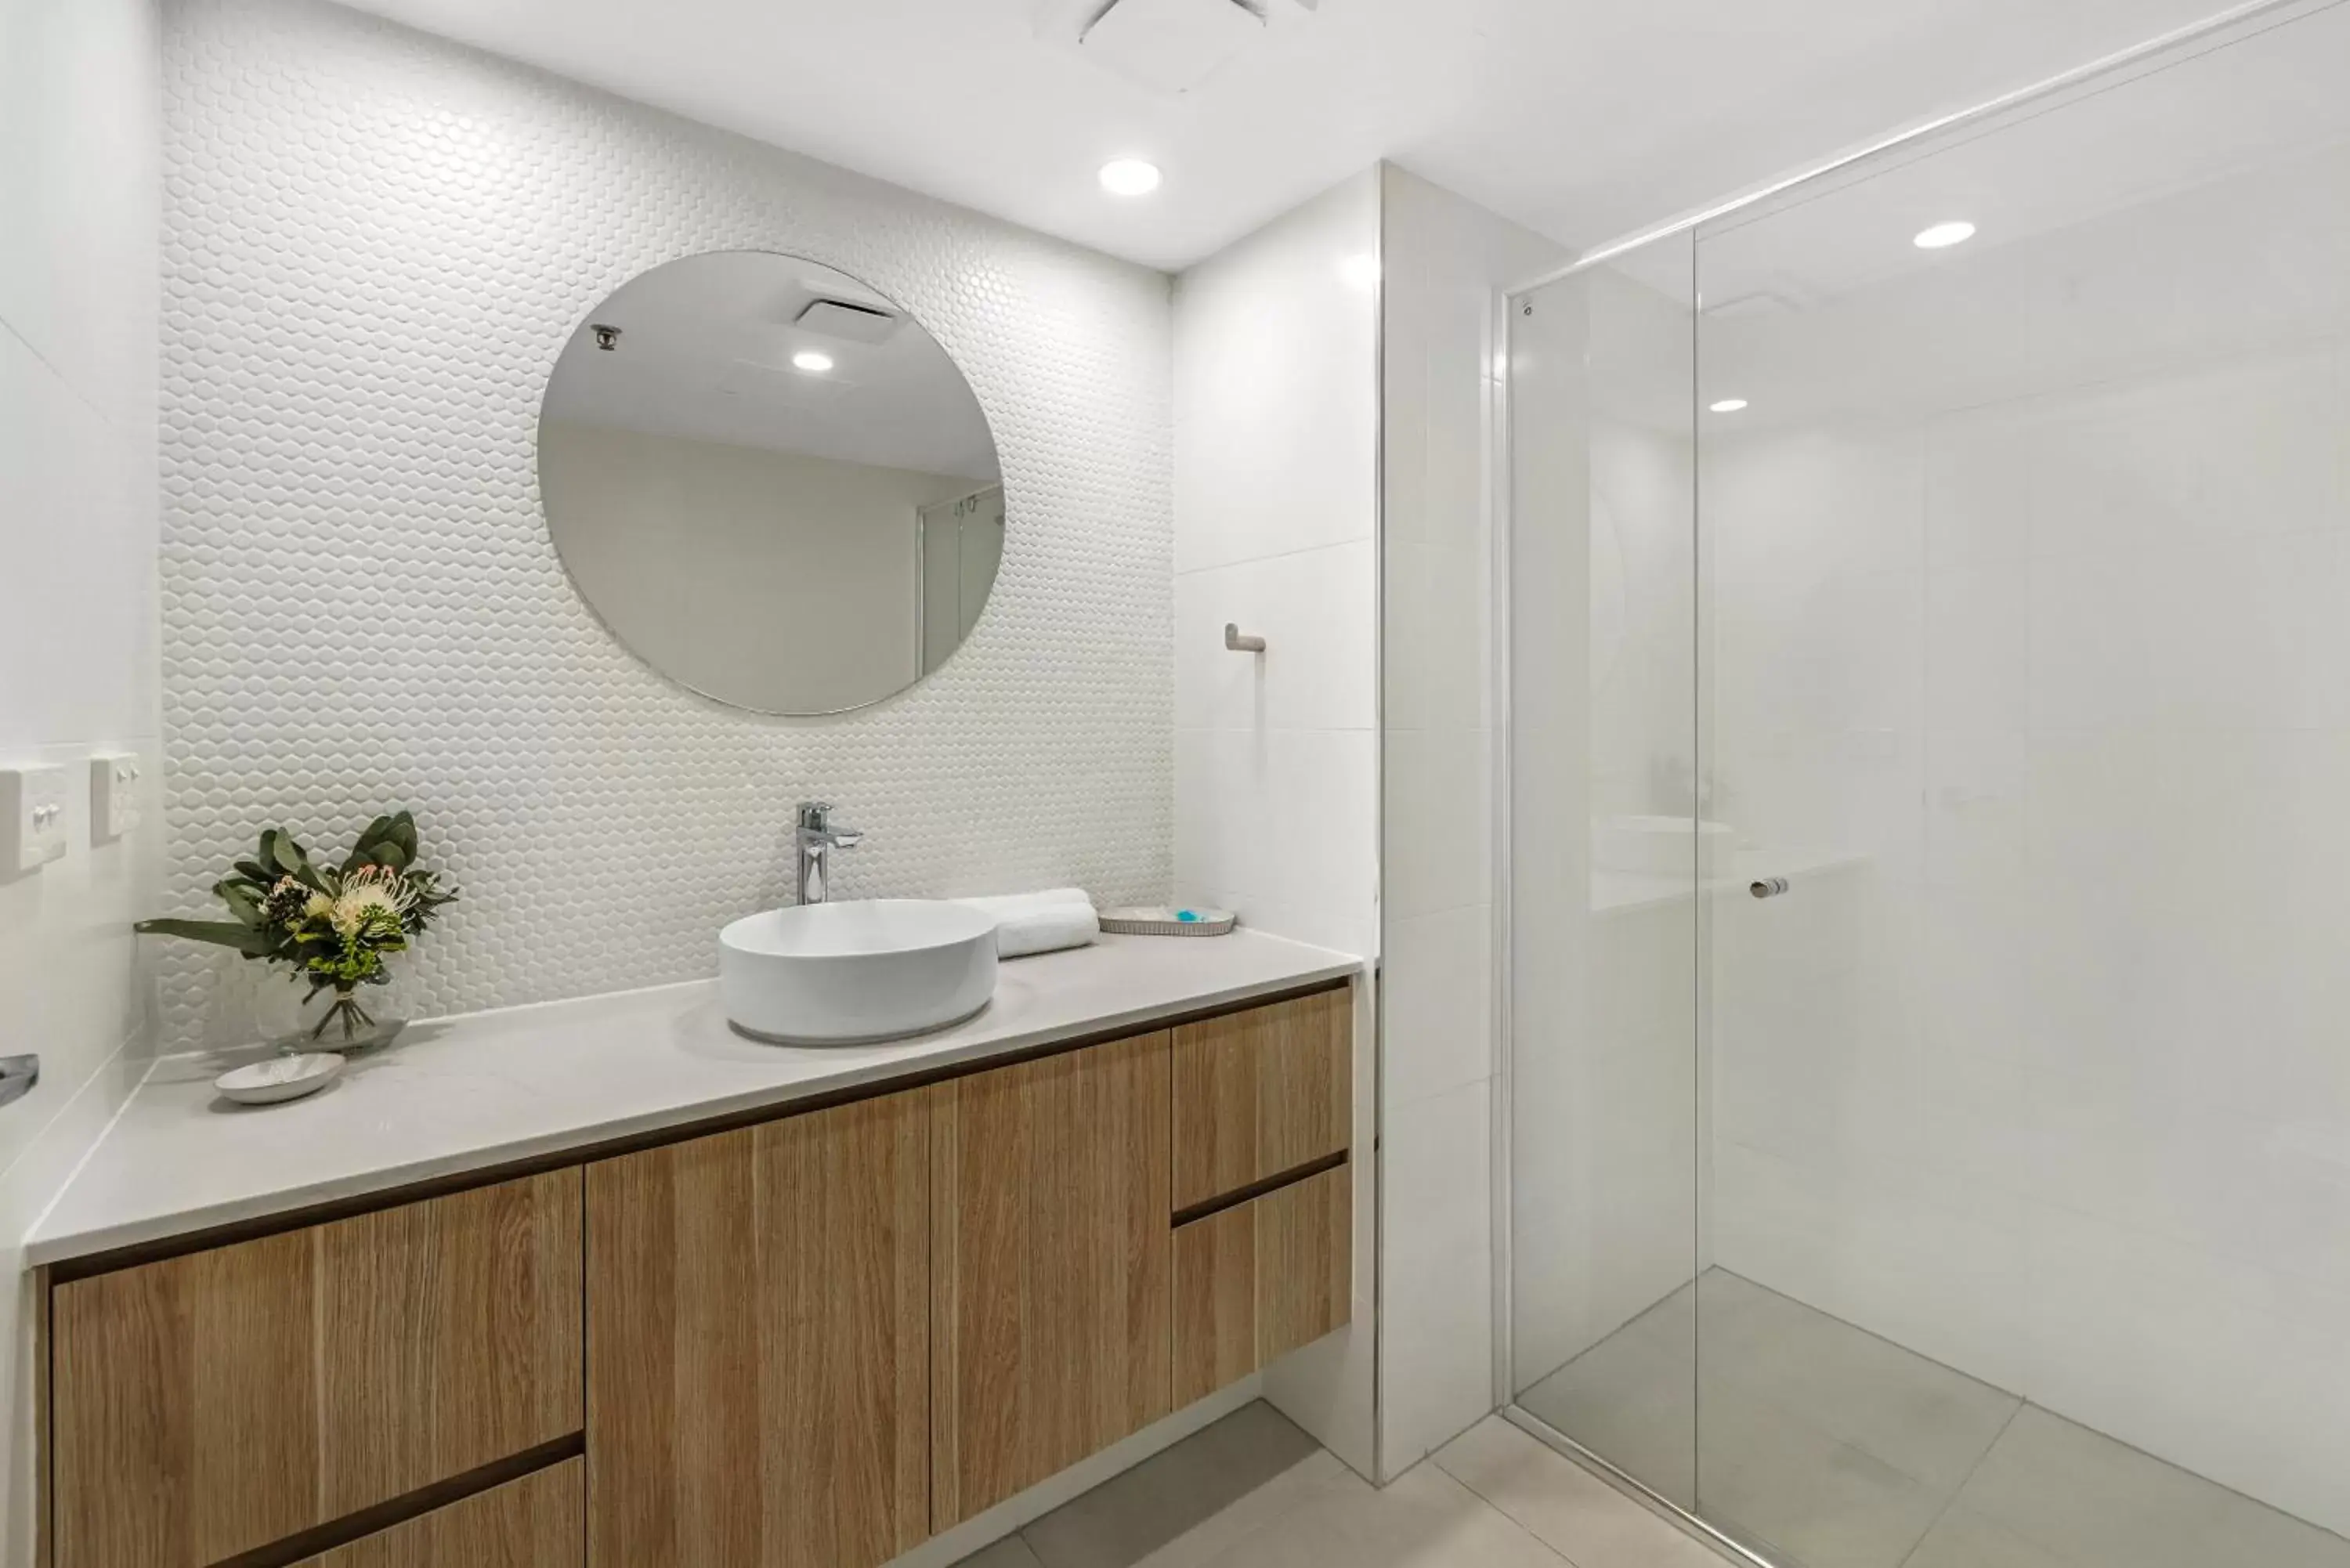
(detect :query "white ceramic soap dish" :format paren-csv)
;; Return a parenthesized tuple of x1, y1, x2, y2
(1100, 905, 1236, 938)
(215, 1052, 344, 1106)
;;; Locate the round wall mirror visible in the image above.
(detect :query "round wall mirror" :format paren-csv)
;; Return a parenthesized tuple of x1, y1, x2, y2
(539, 251, 1004, 714)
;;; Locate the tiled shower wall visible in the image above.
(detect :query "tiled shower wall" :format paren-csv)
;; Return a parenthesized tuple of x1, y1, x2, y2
(158, 0, 1174, 1046)
(1708, 331, 2350, 1535)
(1376, 166, 1560, 1472)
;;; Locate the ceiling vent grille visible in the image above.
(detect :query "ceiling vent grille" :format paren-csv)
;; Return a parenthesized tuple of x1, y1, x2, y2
(1075, 0, 1272, 96)
(795, 298, 902, 344)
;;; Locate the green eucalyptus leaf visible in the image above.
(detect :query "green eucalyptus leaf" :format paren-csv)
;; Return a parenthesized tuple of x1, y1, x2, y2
(133, 918, 281, 956)
(343, 815, 392, 873)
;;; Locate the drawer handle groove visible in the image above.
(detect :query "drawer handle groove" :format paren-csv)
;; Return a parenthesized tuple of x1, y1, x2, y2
(203, 1432, 583, 1568)
(1171, 1149, 1349, 1229)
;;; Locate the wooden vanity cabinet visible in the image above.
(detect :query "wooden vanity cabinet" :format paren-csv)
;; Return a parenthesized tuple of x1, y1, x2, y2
(1172, 987, 1350, 1211)
(293, 1458, 583, 1568)
(931, 1029, 1175, 1527)
(49, 1169, 583, 1568)
(1172, 1165, 1351, 1404)
(585, 1089, 934, 1568)
(43, 982, 1352, 1568)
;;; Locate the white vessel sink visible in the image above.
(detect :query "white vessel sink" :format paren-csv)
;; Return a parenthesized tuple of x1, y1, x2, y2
(719, 899, 999, 1044)
(1593, 815, 1735, 878)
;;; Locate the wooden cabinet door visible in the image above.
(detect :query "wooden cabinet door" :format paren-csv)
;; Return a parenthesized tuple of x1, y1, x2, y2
(1172, 1165, 1352, 1406)
(51, 1169, 584, 1568)
(1172, 988, 1350, 1211)
(587, 1090, 933, 1568)
(297, 1458, 582, 1568)
(931, 1031, 1174, 1527)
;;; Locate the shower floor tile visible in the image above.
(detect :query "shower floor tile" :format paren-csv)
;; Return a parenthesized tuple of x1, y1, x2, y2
(1517, 1268, 2350, 1568)
(1950, 1407, 2350, 1568)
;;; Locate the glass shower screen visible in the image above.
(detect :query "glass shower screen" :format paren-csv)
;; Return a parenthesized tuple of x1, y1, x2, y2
(1509, 5, 2350, 1565)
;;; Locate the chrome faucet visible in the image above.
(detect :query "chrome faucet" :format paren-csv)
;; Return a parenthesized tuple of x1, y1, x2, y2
(794, 801, 864, 905)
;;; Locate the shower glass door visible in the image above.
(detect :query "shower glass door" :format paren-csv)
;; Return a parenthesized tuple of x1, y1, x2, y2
(1689, 5, 2350, 1565)
(1511, 5, 2350, 1566)
(1506, 233, 1703, 1508)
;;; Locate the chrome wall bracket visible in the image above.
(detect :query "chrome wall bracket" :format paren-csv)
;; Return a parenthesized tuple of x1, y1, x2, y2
(0, 1053, 38, 1110)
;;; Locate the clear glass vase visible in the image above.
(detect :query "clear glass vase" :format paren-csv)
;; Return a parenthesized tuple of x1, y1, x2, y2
(278, 980, 406, 1056)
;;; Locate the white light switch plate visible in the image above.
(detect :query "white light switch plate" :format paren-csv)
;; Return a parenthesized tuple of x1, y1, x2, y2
(1, 766, 70, 874)
(90, 752, 143, 843)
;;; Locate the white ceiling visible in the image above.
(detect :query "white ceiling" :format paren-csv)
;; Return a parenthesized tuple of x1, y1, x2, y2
(331, 0, 2238, 273)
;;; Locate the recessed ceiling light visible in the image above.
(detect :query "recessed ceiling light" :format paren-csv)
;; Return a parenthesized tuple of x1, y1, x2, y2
(1709, 398, 1749, 414)
(1913, 220, 1977, 250)
(792, 349, 834, 373)
(1098, 158, 1162, 197)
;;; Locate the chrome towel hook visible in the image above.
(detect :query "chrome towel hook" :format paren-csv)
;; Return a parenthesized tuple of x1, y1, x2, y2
(0, 1053, 38, 1111)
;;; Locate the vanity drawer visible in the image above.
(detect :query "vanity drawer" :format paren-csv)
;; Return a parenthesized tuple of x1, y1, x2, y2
(51, 1169, 584, 1568)
(1172, 1163, 1351, 1405)
(1171, 988, 1350, 1212)
(293, 1457, 580, 1568)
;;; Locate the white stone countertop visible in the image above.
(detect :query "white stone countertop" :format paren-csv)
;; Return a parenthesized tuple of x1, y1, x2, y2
(28, 930, 1361, 1267)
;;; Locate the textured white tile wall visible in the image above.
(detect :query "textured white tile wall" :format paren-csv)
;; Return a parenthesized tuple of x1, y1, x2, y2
(1377, 167, 1561, 1475)
(0, 1, 162, 1563)
(158, 0, 1174, 1046)
(1171, 168, 1380, 1479)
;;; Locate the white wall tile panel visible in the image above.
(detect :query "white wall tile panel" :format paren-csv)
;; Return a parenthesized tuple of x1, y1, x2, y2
(158, 0, 1173, 1045)
(0, 2, 161, 1563)
(1705, 335, 2350, 1535)
(1172, 168, 1381, 1478)
(1379, 166, 1563, 1472)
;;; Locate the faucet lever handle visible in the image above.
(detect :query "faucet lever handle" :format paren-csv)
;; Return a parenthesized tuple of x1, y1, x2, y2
(796, 800, 833, 832)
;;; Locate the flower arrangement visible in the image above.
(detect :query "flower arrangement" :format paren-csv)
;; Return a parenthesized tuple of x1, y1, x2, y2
(137, 812, 457, 1049)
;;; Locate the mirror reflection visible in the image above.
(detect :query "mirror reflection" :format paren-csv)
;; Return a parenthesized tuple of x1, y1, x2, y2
(539, 251, 1003, 714)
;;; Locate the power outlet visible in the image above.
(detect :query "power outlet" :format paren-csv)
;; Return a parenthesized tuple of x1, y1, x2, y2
(1, 766, 70, 874)
(90, 753, 143, 843)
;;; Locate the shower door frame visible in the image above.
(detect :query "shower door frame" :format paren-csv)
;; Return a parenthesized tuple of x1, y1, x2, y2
(1489, 0, 2348, 1562)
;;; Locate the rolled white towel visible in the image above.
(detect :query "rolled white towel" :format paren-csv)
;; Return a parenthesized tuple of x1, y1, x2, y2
(960, 887, 1100, 959)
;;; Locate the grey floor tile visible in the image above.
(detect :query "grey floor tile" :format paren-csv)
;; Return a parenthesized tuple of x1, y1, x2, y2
(1954, 1406, 2233, 1568)
(1955, 1406, 2350, 1568)
(1020, 1401, 1332, 1568)
(1434, 1416, 1737, 1568)
(972, 1289, 2350, 1568)
(1518, 1300, 1699, 1508)
(2201, 1487, 2350, 1568)
(1900, 1503, 2081, 1568)
(957, 1535, 1052, 1568)
(1698, 1277, 2020, 1494)
(1183, 1461, 1569, 1568)
(1696, 1377, 1950, 1568)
